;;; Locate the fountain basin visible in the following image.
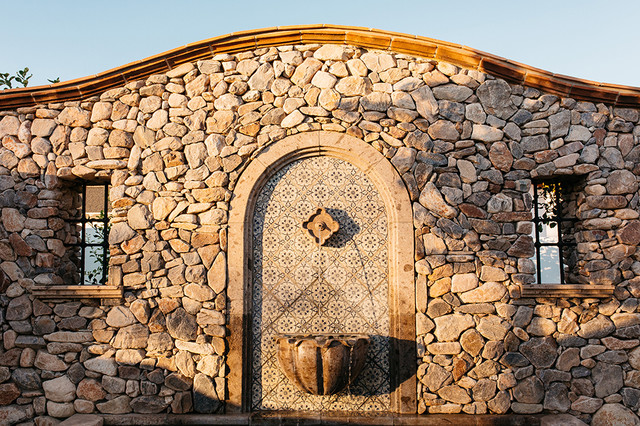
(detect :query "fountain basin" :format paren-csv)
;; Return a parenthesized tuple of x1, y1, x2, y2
(275, 333, 369, 395)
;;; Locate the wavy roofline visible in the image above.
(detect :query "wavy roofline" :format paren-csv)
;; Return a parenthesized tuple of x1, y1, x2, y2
(1, 24, 639, 109)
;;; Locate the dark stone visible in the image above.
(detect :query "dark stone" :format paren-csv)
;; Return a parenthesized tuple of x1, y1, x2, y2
(581, 112, 607, 127)
(33, 316, 56, 335)
(521, 135, 549, 153)
(0, 366, 10, 383)
(544, 382, 570, 412)
(479, 170, 504, 185)
(0, 348, 22, 366)
(469, 218, 500, 234)
(538, 369, 572, 386)
(165, 372, 193, 391)
(584, 260, 612, 272)
(193, 373, 222, 414)
(459, 203, 487, 219)
(437, 218, 463, 239)
(593, 362, 623, 398)
(14, 336, 45, 349)
(520, 337, 557, 369)
(622, 387, 640, 410)
(500, 352, 530, 368)
(131, 395, 169, 414)
(9, 233, 31, 256)
(614, 325, 640, 339)
(438, 100, 465, 122)
(504, 332, 521, 352)
(141, 380, 158, 395)
(587, 195, 627, 209)
(514, 366, 534, 380)
(58, 316, 87, 330)
(166, 308, 198, 341)
(146, 368, 165, 385)
(513, 376, 544, 404)
(571, 378, 594, 397)
(171, 391, 193, 414)
(67, 362, 85, 384)
(6, 295, 32, 321)
(10, 320, 32, 334)
(53, 302, 81, 318)
(511, 109, 533, 125)
(118, 365, 141, 380)
(14, 191, 37, 208)
(32, 299, 52, 316)
(436, 173, 461, 188)
(12, 368, 41, 390)
(507, 235, 535, 258)
(25, 234, 46, 252)
(148, 309, 166, 333)
(419, 153, 448, 167)
(472, 379, 497, 402)
(476, 80, 517, 120)
(618, 221, 640, 245)
(571, 366, 591, 378)
(596, 350, 627, 364)
(608, 118, 634, 132)
(0, 383, 20, 405)
(467, 192, 491, 207)
(414, 162, 433, 189)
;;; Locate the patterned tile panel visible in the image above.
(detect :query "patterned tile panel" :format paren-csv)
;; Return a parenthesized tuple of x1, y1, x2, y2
(251, 156, 390, 411)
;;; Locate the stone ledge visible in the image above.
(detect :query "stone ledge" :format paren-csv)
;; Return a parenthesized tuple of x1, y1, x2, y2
(31, 285, 122, 299)
(516, 284, 615, 299)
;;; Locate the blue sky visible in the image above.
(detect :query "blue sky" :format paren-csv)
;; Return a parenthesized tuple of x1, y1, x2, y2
(3, 0, 639, 88)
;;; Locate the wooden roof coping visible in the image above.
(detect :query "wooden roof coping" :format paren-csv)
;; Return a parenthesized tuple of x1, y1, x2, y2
(1, 24, 639, 109)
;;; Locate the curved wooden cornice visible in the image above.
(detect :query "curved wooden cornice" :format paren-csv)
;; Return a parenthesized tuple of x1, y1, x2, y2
(1, 24, 640, 109)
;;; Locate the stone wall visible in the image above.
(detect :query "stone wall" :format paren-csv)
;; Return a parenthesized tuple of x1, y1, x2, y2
(0, 41, 639, 424)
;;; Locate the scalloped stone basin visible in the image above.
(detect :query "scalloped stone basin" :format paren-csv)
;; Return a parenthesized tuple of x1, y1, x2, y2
(275, 333, 370, 395)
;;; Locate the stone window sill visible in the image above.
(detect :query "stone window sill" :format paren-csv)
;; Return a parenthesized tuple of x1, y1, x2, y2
(513, 284, 615, 298)
(31, 285, 122, 299)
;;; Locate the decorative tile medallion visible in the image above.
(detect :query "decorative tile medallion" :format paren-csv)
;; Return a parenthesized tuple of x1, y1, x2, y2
(251, 156, 390, 411)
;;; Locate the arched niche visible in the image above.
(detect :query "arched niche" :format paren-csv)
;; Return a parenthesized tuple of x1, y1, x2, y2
(227, 131, 416, 413)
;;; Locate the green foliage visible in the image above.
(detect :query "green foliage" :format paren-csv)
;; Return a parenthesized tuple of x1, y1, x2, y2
(0, 68, 61, 90)
(14, 67, 32, 87)
(84, 210, 111, 286)
(0, 73, 16, 89)
(537, 181, 567, 231)
(0, 67, 32, 89)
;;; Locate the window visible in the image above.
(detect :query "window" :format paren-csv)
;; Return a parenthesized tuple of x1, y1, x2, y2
(32, 181, 120, 299)
(68, 183, 111, 285)
(531, 180, 578, 284)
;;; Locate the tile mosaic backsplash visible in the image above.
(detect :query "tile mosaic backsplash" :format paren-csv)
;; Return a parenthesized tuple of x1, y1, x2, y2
(251, 156, 390, 411)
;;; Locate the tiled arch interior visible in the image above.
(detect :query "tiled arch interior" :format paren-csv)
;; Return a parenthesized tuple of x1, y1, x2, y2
(251, 155, 390, 411)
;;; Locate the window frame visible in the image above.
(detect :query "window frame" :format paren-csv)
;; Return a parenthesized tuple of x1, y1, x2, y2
(516, 177, 614, 299)
(531, 179, 578, 285)
(31, 180, 122, 299)
(68, 183, 111, 286)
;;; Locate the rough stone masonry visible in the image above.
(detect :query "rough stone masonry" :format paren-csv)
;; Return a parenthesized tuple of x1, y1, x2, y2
(0, 29, 639, 425)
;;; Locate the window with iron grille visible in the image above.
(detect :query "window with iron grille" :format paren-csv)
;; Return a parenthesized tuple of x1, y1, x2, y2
(67, 183, 111, 285)
(531, 180, 579, 284)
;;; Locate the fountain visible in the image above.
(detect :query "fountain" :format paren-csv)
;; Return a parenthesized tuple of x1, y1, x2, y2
(276, 333, 370, 395)
(275, 208, 370, 395)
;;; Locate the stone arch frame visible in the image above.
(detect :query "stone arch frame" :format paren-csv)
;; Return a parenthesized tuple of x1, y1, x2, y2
(227, 131, 416, 414)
